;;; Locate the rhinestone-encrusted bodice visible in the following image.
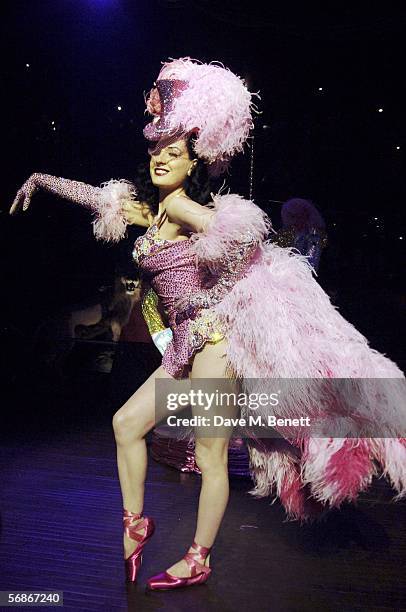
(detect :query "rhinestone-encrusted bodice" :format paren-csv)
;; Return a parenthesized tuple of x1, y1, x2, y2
(132, 223, 225, 379)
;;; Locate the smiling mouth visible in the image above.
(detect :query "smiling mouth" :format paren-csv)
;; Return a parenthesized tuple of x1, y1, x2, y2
(154, 168, 170, 175)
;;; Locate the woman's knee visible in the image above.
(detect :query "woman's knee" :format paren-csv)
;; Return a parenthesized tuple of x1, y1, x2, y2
(194, 439, 229, 474)
(112, 403, 154, 444)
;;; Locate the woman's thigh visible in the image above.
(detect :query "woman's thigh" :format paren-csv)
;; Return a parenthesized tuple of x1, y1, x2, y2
(191, 338, 229, 379)
(190, 339, 239, 445)
(112, 363, 190, 440)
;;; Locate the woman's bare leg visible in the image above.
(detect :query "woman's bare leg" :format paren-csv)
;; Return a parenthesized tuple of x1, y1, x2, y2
(165, 339, 238, 576)
(112, 363, 190, 559)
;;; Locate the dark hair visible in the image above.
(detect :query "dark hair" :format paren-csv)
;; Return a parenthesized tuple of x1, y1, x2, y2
(132, 134, 212, 215)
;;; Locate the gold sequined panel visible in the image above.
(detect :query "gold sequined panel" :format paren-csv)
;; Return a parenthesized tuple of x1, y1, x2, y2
(141, 287, 167, 335)
(188, 308, 226, 357)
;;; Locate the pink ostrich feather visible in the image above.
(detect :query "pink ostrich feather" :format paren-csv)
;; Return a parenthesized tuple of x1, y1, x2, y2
(279, 469, 309, 520)
(246, 440, 324, 521)
(205, 198, 405, 434)
(92, 179, 136, 243)
(213, 248, 405, 437)
(152, 57, 260, 174)
(183, 192, 406, 516)
(189, 193, 405, 431)
(370, 438, 406, 499)
(302, 438, 377, 506)
(189, 191, 273, 266)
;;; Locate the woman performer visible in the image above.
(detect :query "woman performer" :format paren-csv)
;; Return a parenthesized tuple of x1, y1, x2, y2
(9, 57, 405, 592)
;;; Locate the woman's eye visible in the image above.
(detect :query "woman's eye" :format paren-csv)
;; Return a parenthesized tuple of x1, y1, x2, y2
(169, 152, 179, 158)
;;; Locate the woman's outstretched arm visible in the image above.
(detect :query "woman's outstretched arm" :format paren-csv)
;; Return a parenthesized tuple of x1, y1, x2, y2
(9, 173, 152, 241)
(9, 173, 104, 214)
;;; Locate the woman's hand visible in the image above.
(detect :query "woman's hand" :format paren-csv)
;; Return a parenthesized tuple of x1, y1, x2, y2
(9, 174, 39, 215)
(121, 199, 152, 227)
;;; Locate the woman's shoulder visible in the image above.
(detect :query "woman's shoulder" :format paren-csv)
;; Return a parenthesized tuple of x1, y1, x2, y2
(166, 194, 208, 215)
(185, 192, 273, 262)
(203, 192, 272, 238)
(166, 195, 215, 233)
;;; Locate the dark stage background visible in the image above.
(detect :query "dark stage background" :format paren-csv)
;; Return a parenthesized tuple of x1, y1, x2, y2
(1, 2, 405, 368)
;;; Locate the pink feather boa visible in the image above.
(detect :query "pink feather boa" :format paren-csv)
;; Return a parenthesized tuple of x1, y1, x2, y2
(189, 191, 274, 266)
(184, 192, 406, 520)
(92, 179, 136, 242)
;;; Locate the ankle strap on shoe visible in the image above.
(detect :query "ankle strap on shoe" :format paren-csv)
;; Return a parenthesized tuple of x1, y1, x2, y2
(183, 541, 212, 577)
(123, 508, 142, 522)
(190, 541, 211, 556)
(123, 508, 150, 542)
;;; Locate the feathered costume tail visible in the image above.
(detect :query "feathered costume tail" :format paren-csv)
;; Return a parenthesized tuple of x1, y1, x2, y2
(191, 193, 406, 521)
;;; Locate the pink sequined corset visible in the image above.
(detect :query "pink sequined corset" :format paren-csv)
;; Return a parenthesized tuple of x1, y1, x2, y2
(132, 223, 225, 379)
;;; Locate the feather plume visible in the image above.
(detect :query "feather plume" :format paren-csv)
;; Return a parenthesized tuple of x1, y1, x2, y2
(189, 192, 272, 264)
(145, 57, 260, 175)
(92, 179, 136, 243)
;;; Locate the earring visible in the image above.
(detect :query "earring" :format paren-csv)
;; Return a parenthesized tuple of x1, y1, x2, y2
(188, 163, 197, 177)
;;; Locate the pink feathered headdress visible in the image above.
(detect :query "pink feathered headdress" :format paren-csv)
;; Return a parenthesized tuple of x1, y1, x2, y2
(143, 57, 260, 176)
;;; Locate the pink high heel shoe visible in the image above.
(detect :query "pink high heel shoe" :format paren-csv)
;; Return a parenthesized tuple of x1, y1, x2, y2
(145, 541, 212, 591)
(123, 508, 155, 582)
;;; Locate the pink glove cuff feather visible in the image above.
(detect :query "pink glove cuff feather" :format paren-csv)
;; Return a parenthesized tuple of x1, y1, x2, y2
(93, 179, 137, 243)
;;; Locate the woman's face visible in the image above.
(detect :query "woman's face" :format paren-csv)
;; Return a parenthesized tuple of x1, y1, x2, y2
(149, 138, 197, 191)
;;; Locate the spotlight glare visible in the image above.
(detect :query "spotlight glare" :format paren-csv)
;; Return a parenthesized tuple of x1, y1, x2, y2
(378, 108, 383, 113)
(117, 105, 122, 111)
(25, 63, 30, 68)
(396, 146, 400, 150)
(318, 87, 323, 91)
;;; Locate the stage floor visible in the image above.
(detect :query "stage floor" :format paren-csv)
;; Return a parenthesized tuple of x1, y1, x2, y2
(0, 367, 405, 612)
